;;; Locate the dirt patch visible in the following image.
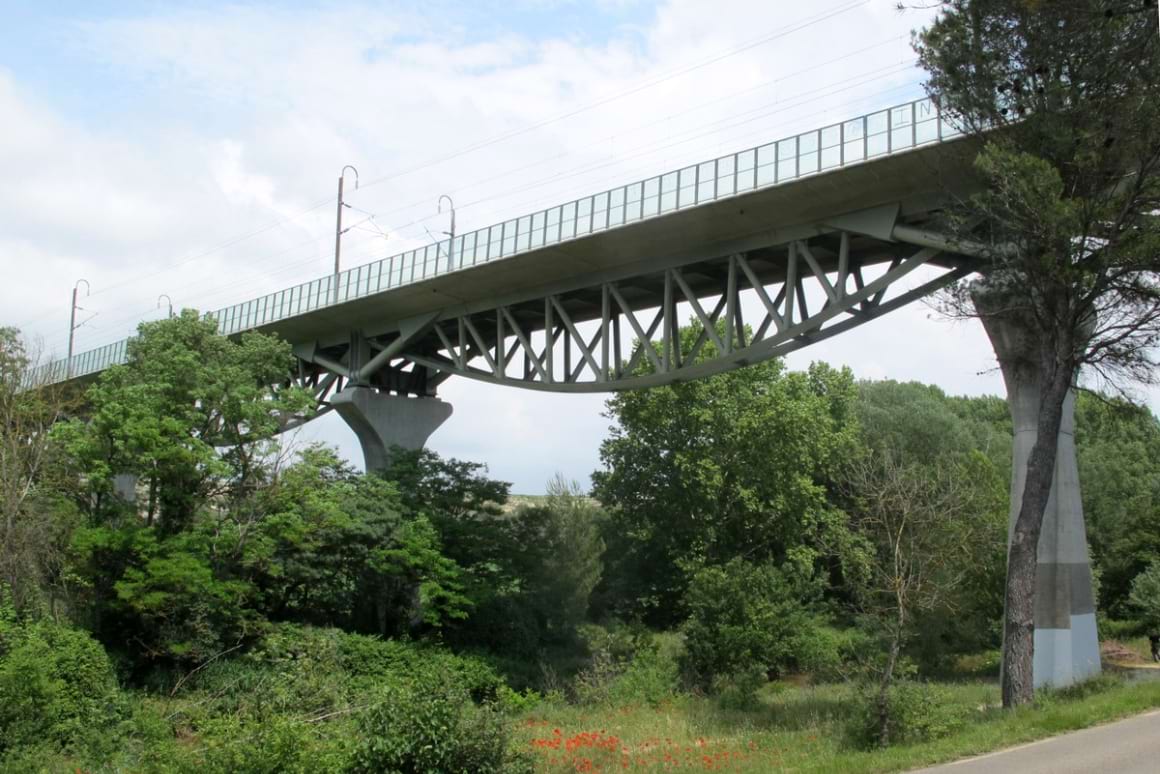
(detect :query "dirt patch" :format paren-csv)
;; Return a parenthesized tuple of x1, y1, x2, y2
(1102, 639, 1144, 664)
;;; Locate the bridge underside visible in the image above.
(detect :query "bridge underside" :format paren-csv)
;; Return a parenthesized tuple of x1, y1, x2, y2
(285, 205, 978, 428)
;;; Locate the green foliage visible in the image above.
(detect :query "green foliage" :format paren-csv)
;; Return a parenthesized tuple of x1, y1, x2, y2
(115, 532, 256, 661)
(852, 382, 1009, 667)
(249, 446, 471, 637)
(1076, 394, 1160, 618)
(848, 681, 970, 750)
(193, 713, 350, 774)
(1129, 562, 1160, 634)
(348, 667, 523, 774)
(252, 623, 505, 703)
(382, 451, 607, 656)
(794, 625, 875, 683)
(0, 619, 123, 757)
(606, 641, 680, 707)
(1098, 616, 1146, 641)
(55, 310, 311, 530)
(680, 556, 821, 688)
(501, 477, 606, 648)
(593, 341, 860, 625)
(0, 328, 77, 615)
(712, 664, 767, 712)
(67, 522, 260, 664)
(573, 627, 680, 708)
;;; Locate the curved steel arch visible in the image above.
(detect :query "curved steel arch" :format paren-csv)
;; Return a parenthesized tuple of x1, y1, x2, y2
(355, 225, 980, 394)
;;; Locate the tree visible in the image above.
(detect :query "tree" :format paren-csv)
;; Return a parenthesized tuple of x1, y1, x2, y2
(855, 381, 1009, 663)
(0, 328, 78, 614)
(915, 0, 1160, 706)
(241, 445, 470, 637)
(1128, 561, 1160, 635)
(680, 555, 821, 689)
(842, 450, 1003, 746)
(592, 323, 860, 626)
(57, 310, 311, 531)
(1074, 393, 1160, 616)
(507, 476, 606, 644)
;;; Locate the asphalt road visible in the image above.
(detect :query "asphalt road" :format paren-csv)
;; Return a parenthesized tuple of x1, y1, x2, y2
(912, 709, 1160, 773)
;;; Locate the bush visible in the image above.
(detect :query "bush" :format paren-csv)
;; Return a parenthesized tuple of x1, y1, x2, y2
(250, 623, 505, 702)
(348, 666, 527, 773)
(791, 625, 873, 682)
(1041, 672, 1124, 704)
(713, 665, 767, 711)
(572, 624, 677, 707)
(680, 557, 820, 688)
(193, 713, 351, 774)
(848, 680, 970, 749)
(1099, 616, 1146, 641)
(0, 620, 124, 756)
(606, 641, 680, 707)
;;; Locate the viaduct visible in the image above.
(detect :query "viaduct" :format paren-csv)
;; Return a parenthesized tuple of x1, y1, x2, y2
(36, 97, 1100, 690)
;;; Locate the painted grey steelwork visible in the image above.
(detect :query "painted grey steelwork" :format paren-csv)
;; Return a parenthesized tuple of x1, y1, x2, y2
(37, 96, 960, 385)
(974, 285, 1101, 689)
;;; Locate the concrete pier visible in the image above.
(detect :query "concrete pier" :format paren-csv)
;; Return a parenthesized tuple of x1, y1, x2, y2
(331, 387, 452, 473)
(112, 473, 137, 504)
(974, 287, 1100, 689)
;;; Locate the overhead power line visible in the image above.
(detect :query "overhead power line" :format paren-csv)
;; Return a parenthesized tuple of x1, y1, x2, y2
(354, 0, 870, 194)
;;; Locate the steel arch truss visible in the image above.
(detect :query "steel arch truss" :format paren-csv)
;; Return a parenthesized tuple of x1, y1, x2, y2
(370, 227, 977, 393)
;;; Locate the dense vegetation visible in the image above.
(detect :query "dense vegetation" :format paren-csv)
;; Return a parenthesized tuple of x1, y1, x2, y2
(4, 307, 1160, 771)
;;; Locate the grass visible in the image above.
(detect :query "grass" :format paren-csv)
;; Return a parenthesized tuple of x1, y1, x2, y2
(512, 670, 1160, 772)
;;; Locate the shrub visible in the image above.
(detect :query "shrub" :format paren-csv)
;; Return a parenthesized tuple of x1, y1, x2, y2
(1098, 616, 1146, 641)
(251, 623, 505, 702)
(848, 680, 970, 748)
(495, 683, 543, 714)
(348, 666, 525, 773)
(1041, 672, 1124, 704)
(193, 713, 351, 774)
(680, 557, 820, 688)
(790, 625, 873, 682)
(0, 621, 124, 755)
(713, 664, 767, 711)
(606, 640, 680, 707)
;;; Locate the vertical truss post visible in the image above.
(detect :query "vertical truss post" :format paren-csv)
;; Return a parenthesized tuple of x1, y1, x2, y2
(725, 255, 737, 354)
(457, 319, 466, 369)
(544, 297, 554, 383)
(601, 284, 611, 382)
(613, 312, 622, 380)
(563, 319, 572, 382)
(837, 232, 850, 301)
(496, 308, 505, 379)
(784, 242, 797, 327)
(662, 270, 673, 372)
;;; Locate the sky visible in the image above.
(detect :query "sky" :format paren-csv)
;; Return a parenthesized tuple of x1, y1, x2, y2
(6, 0, 1144, 494)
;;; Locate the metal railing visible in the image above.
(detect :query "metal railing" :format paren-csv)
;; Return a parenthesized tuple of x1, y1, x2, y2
(36, 95, 958, 385)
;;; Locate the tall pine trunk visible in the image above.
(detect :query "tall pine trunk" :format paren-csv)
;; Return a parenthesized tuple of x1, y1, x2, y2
(1001, 355, 1073, 707)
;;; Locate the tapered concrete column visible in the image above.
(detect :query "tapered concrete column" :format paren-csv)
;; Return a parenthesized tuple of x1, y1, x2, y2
(330, 387, 453, 473)
(974, 287, 1100, 689)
